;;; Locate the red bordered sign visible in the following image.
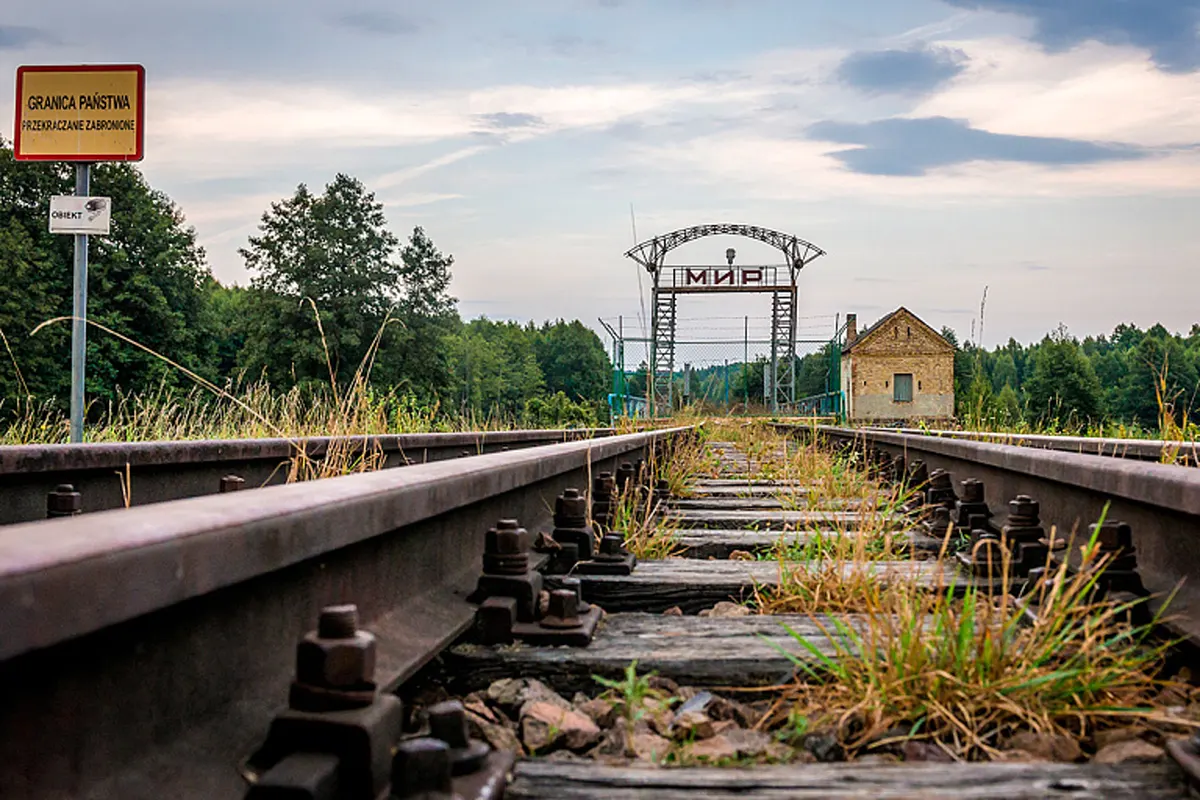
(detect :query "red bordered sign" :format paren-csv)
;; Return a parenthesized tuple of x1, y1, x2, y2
(14, 64, 145, 161)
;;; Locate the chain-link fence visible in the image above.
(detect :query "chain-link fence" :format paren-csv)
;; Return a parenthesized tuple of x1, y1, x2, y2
(601, 314, 841, 417)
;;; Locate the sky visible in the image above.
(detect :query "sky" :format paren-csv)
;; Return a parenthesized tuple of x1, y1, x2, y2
(3, 0, 1200, 351)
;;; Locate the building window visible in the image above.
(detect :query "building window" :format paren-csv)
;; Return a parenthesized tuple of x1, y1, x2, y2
(894, 373, 913, 403)
(907, 326, 911, 338)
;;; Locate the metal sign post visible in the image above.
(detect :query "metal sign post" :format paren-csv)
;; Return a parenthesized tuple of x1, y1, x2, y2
(15, 63, 145, 443)
(70, 164, 90, 443)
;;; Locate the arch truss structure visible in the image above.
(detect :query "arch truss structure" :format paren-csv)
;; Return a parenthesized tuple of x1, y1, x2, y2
(624, 223, 826, 414)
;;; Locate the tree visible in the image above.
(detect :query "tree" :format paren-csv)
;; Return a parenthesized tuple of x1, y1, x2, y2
(1117, 329, 1199, 426)
(991, 352, 1018, 395)
(205, 281, 251, 381)
(0, 141, 215, 409)
(996, 383, 1021, 425)
(447, 319, 542, 415)
(532, 320, 610, 403)
(1024, 326, 1103, 425)
(378, 226, 459, 400)
(239, 175, 403, 387)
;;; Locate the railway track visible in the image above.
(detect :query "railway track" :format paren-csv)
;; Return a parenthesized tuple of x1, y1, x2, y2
(1, 422, 1199, 798)
(0, 428, 616, 525)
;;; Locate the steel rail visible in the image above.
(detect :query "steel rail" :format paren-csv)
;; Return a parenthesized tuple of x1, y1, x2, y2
(0, 428, 618, 525)
(0, 426, 687, 799)
(855, 426, 1200, 466)
(781, 424, 1200, 644)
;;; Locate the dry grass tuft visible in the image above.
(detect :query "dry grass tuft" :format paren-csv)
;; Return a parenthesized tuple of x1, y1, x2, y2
(758, 518, 1188, 760)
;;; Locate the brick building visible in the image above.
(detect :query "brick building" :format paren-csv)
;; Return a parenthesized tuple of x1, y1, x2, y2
(840, 307, 955, 423)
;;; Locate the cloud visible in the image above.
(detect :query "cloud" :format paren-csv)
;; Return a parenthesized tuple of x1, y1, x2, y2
(333, 10, 420, 37)
(942, 0, 1200, 72)
(0, 25, 55, 48)
(476, 112, 545, 129)
(913, 37, 1200, 147)
(837, 43, 969, 94)
(806, 116, 1150, 176)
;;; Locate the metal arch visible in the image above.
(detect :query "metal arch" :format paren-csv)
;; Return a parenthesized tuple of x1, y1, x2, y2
(624, 223, 826, 281)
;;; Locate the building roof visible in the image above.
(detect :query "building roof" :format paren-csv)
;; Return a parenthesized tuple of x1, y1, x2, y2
(844, 306, 955, 354)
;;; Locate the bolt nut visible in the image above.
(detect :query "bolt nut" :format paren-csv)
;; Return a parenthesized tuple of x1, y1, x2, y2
(296, 605, 376, 688)
(427, 700, 470, 748)
(599, 533, 624, 556)
(47, 484, 82, 517)
(617, 462, 636, 487)
(391, 738, 453, 798)
(1091, 521, 1133, 552)
(593, 473, 616, 498)
(555, 488, 588, 522)
(960, 479, 984, 504)
(219, 475, 245, 493)
(1009, 495, 1039, 520)
(488, 526, 528, 555)
(540, 589, 582, 629)
(318, 604, 359, 639)
(548, 589, 578, 620)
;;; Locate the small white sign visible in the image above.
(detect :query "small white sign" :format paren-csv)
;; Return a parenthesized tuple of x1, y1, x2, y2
(48, 195, 112, 235)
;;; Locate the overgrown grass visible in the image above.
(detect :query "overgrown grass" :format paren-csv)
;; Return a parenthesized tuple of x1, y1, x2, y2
(758, 518, 1188, 760)
(609, 480, 683, 561)
(606, 432, 714, 560)
(703, 418, 877, 499)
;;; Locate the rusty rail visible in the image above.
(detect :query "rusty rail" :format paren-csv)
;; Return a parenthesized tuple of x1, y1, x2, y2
(0, 428, 618, 525)
(781, 424, 1200, 645)
(853, 426, 1200, 466)
(0, 426, 687, 799)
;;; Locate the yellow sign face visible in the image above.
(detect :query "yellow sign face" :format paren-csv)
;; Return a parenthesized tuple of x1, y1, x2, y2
(14, 65, 145, 161)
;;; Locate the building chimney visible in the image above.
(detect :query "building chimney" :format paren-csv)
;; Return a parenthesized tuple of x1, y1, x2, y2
(845, 314, 857, 346)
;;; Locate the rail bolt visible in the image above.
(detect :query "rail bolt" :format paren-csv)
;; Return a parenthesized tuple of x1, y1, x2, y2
(555, 488, 588, 525)
(593, 472, 616, 498)
(541, 589, 582, 629)
(486, 520, 529, 554)
(928, 506, 952, 531)
(1009, 495, 1040, 524)
(617, 462, 636, 489)
(599, 533, 625, 556)
(295, 604, 377, 689)
(426, 700, 490, 775)
(391, 738, 453, 798)
(1092, 521, 1133, 552)
(960, 479, 984, 504)
(47, 484, 82, 517)
(220, 474, 245, 493)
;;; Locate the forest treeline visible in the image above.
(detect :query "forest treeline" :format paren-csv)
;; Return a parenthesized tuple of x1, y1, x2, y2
(0, 144, 611, 427)
(944, 323, 1200, 432)
(621, 323, 1200, 434)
